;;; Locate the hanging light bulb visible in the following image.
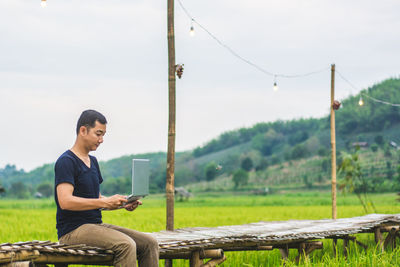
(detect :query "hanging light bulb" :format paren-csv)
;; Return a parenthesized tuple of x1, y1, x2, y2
(358, 96, 364, 106)
(273, 76, 278, 91)
(41, 0, 47, 7)
(189, 19, 195, 36)
(273, 82, 278, 91)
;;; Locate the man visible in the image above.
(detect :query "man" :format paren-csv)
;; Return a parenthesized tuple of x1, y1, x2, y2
(54, 109, 159, 267)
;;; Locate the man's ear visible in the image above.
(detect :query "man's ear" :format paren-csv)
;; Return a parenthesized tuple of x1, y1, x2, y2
(79, 126, 88, 136)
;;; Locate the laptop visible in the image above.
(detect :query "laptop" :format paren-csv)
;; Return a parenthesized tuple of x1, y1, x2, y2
(124, 159, 150, 205)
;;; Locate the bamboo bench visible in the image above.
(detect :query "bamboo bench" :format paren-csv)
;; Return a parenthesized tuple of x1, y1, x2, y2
(1, 213, 399, 267)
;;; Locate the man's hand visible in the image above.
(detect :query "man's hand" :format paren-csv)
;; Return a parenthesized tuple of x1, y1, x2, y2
(102, 194, 128, 210)
(124, 200, 142, 212)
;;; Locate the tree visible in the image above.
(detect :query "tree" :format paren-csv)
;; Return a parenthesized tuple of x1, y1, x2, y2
(256, 158, 269, 171)
(317, 147, 329, 157)
(241, 157, 253, 171)
(291, 144, 308, 159)
(386, 161, 393, 180)
(37, 182, 53, 198)
(303, 175, 312, 189)
(370, 144, 378, 152)
(321, 157, 330, 173)
(251, 129, 284, 156)
(338, 149, 375, 213)
(204, 162, 218, 181)
(396, 165, 400, 189)
(375, 135, 384, 146)
(384, 144, 392, 158)
(270, 155, 281, 165)
(9, 182, 29, 199)
(232, 169, 249, 189)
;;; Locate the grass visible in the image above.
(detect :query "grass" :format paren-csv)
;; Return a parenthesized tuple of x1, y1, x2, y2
(0, 192, 399, 266)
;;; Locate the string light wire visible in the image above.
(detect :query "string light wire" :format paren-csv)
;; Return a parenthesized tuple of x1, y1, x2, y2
(176, 0, 329, 79)
(336, 70, 400, 107)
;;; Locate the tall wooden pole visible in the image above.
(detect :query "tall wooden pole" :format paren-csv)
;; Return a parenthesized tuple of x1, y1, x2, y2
(166, 0, 176, 231)
(165, 0, 176, 265)
(330, 64, 337, 220)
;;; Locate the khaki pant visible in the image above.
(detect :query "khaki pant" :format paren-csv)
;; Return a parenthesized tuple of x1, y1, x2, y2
(59, 223, 159, 267)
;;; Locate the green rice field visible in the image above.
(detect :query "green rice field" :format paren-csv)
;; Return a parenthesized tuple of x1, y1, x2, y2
(1, 192, 400, 266)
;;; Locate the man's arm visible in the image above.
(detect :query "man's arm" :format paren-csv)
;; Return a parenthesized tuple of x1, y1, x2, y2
(57, 183, 127, 211)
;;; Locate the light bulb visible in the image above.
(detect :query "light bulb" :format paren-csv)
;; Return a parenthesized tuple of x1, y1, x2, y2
(273, 82, 278, 92)
(41, 0, 47, 7)
(189, 19, 195, 36)
(190, 25, 195, 36)
(358, 96, 364, 106)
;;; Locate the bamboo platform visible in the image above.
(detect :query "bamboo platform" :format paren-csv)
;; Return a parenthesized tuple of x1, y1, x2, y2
(1, 214, 400, 266)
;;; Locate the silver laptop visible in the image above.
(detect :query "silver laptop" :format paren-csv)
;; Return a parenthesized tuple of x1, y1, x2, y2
(125, 159, 150, 204)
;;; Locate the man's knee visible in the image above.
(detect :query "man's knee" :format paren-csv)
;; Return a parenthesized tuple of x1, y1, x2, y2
(115, 238, 137, 255)
(146, 235, 159, 252)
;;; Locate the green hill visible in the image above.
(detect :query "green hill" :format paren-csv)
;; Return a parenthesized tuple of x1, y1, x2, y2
(1, 77, 400, 197)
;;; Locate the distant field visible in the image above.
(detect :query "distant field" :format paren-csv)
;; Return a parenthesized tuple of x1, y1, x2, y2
(1, 192, 400, 266)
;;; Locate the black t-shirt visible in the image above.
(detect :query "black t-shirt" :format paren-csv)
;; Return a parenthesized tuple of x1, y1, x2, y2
(54, 150, 103, 239)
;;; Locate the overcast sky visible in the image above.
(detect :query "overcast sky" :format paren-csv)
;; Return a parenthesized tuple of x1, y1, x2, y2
(0, 0, 399, 171)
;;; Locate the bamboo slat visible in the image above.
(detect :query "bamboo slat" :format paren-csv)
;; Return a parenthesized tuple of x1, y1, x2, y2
(0, 214, 399, 265)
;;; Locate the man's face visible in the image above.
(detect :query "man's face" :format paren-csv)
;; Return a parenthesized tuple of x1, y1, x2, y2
(81, 121, 106, 151)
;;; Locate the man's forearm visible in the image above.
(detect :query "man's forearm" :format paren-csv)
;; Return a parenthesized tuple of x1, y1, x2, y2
(60, 195, 106, 211)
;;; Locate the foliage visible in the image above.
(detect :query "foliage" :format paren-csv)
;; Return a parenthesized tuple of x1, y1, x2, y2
(251, 129, 284, 156)
(240, 157, 253, 171)
(370, 144, 378, 152)
(303, 175, 313, 189)
(9, 182, 30, 199)
(338, 148, 376, 213)
(375, 135, 384, 146)
(36, 182, 53, 198)
(255, 158, 269, 171)
(101, 177, 131, 196)
(204, 162, 218, 181)
(232, 169, 249, 188)
(291, 144, 309, 159)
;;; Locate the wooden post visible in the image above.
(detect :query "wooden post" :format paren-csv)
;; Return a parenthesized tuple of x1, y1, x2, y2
(333, 238, 337, 257)
(166, 0, 176, 266)
(330, 63, 337, 220)
(343, 238, 348, 259)
(189, 250, 203, 267)
(375, 227, 384, 252)
(279, 244, 289, 260)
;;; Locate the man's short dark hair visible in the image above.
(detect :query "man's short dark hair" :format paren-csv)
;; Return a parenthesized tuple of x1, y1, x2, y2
(76, 110, 107, 135)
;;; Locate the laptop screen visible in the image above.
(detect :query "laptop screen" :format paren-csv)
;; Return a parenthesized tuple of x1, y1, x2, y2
(132, 159, 150, 196)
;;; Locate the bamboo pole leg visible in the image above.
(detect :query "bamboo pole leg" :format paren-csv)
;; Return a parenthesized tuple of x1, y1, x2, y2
(333, 238, 337, 257)
(375, 227, 384, 252)
(295, 242, 322, 263)
(200, 255, 227, 267)
(343, 238, 348, 259)
(295, 243, 306, 264)
(384, 228, 398, 250)
(355, 240, 368, 250)
(279, 245, 289, 260)
(165, 259, 173, 267)
(190, 250, 203, 267)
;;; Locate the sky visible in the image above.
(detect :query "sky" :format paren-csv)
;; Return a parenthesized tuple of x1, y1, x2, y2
(0, 0, 399, 171)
